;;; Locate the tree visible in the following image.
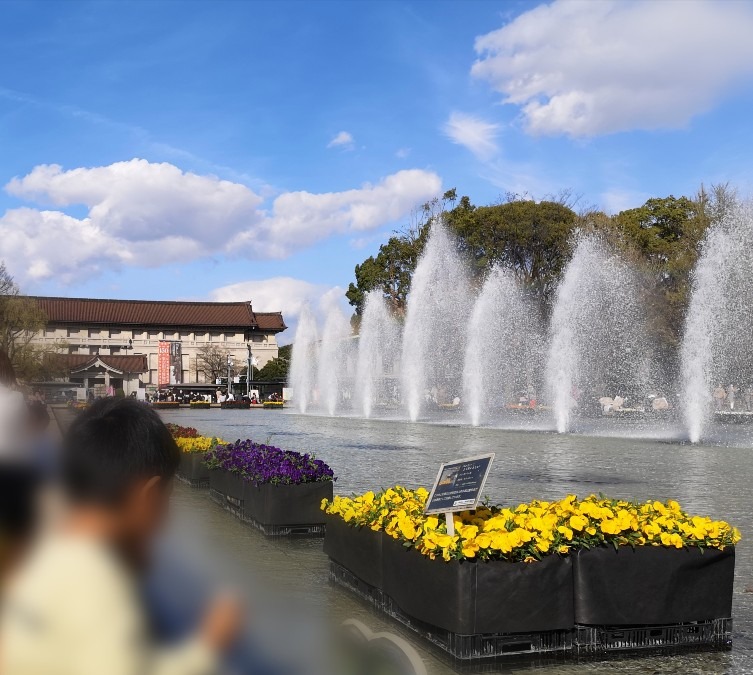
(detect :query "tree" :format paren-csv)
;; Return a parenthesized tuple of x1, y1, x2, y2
(257, 344, 291, 381)
(611, 193, 713, 345)
(195, 344, 233, 383)
(345, 193, 457, 317)
(0, 262, 56, 380)
(447, 197, 578, 304)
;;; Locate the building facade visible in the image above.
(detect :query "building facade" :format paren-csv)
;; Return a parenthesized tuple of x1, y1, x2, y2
(26, 296, 286, 394)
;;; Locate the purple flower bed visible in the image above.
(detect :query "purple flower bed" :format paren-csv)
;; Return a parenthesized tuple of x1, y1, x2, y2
(204, 439, 335, 486)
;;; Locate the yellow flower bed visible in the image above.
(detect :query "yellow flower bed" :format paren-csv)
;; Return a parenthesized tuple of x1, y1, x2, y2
(175, 436, 226, 453)
(322, 487, 740, 563)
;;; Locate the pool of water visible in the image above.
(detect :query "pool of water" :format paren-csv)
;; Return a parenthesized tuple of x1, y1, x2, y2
(158, 409, 753, 674)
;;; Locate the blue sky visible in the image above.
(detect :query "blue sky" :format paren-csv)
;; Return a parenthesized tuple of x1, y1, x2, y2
(3, 0, 753, 339)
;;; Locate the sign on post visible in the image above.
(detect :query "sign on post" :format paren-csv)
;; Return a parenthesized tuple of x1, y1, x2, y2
(425, 453, 494, 536)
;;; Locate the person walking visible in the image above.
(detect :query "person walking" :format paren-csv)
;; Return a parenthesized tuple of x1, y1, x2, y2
(728, 384, 738, 410)
(713, 385, 727, 410)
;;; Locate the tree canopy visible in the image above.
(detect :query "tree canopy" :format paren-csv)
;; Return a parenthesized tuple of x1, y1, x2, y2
(346, 187, 732, 354)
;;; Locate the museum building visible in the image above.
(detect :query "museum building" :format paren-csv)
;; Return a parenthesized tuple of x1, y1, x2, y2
(26, 296, 286, 395)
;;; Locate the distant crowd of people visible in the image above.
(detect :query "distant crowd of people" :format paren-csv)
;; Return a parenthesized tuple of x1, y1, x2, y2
(712, 384, 753, 411)
(146, 388, 283, 405)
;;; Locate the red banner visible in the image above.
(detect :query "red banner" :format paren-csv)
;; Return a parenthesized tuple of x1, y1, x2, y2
(158, 341, 171, 388)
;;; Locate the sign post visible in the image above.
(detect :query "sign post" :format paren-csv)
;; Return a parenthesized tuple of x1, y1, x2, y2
(425, 453, 495, 536)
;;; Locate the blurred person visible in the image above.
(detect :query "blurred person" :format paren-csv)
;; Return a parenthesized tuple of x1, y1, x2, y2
(0, 349, 40, 583)
(0, 349, 27, 457)
(0, 397, 241, 675)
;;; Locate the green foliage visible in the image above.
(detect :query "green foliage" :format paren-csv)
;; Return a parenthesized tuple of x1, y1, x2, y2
(346, 185, 733, 359)
(346, 232, 427, 316)
(447, 197, 578, 303)
(257, 358, 287, 381)
(257, 343, 291, 381)
(610, 192, 716, 345)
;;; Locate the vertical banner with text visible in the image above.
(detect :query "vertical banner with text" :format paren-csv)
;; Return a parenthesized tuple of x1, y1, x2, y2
(157, 341, 171, 388)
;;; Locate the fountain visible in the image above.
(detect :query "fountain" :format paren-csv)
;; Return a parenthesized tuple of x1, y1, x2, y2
(354, 290, 401, 417)
(289, 305, 320, 414)
(288, 212, 753, 445)
(546, 234, 656, 433)
(463, 267, 545, 426)
(681, 203, 753, 442)
(401, 222, 472, 421)
(316, 306, 353, 416)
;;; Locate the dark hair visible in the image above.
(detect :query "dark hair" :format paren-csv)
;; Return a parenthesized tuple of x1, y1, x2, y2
(27, 401, 50, 431)
(61, 397, 179, 506)
(0, 349, 16, 387)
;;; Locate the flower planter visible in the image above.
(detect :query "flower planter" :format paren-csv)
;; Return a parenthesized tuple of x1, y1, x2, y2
(209, 469, 245, 505)
(573, 546, 735, 626)
(210, 468, 332, 534)
(220, 401, 251, 409)
(382, 536, 574, 635)
(178, 453, 209, 486)
(243, 480, 333, 527)
(190, 402, 210, 410)
(323, 516, 383, 589)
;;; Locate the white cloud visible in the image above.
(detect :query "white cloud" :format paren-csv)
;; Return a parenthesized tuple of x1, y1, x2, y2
(210, 276, 346, 344)
(442, 112, 499, 159)
(7, 159, 262, 247)
(472, 0, 753, 136)
(1, 159, 441, 285)
(396, 147, 411, 159)
(327, 131, 355, 150)
(250, 169, 442, 255)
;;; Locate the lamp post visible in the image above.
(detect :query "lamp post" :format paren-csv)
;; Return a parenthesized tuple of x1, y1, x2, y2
(247, 343, 252, 397)
(227, 355, 234, 399)
(123, 339, 133, 397)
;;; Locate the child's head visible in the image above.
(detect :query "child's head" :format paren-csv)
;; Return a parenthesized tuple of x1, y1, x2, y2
(61, 397, 179, 565)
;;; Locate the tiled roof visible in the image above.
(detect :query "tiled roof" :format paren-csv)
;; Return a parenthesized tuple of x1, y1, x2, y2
(57, 354, 149, 374)
(26, 296, 286, 332)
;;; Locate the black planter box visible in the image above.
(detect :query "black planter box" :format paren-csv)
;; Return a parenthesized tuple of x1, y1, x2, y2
(243, 481, 333, 526)
(323, 516, 383, 589)
(382, 536, 574, 635)
(178, 453, 209, 486)
(573, 546, 735, 625)
(209, 469, 245, 505)
(210, 469, 332, 533)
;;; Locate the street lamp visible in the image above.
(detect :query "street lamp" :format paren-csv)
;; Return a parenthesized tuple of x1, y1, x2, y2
(123, 339, 133, 397)
(227, 355, 234, 399)
(247, 343, 252, 397)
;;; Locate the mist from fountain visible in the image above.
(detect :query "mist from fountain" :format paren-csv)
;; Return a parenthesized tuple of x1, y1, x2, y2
(546, 234, 656, 433)
(463, 267, 545, 426)
(401, 222, 471, 421)
(289, 305, 319, 414)
(681, 204, 753, 442)
(316, 306, 353, 416)
(354, 290, 401, 418)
